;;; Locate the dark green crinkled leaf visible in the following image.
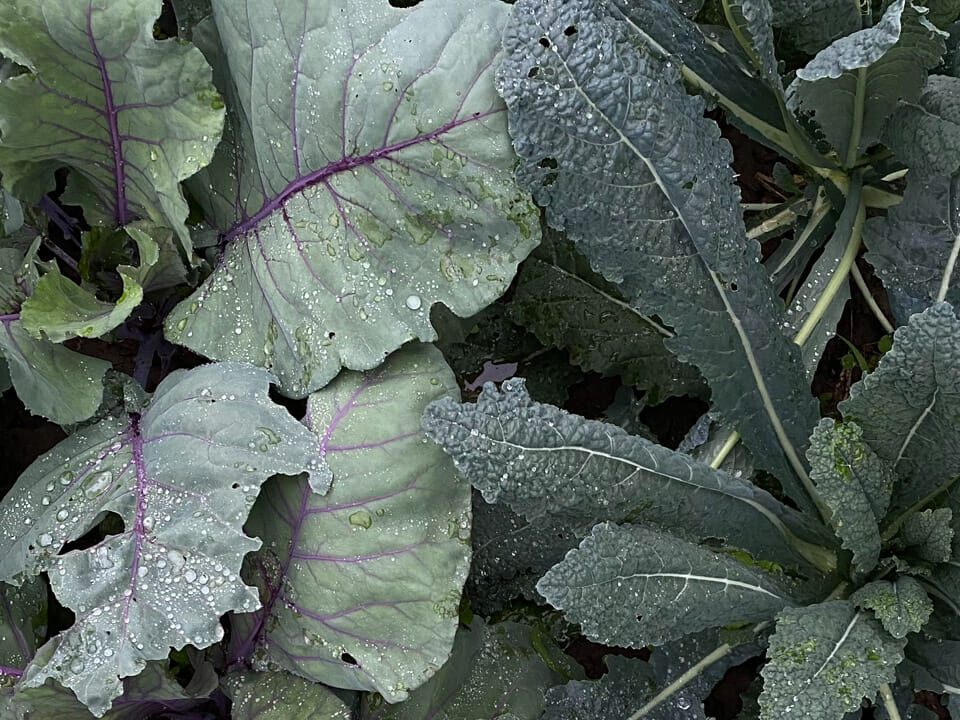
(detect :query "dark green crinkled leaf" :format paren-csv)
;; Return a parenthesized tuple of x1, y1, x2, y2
(0, 246, 111, 424)
(0, 363, 324, 716)
(0, 0, 223, 249)
(225, 670, 351, 720)
(792, 1, 946, 165)
(863, 173, 960, 319)
(499, 0, 819, 512)
(165, 0, 539, 398)
(760, 600, 906, 720)
(807, 419, 894, 578)
(850, 578, 934, 639)
(884, 76, 960, 177)
(839, 303, 960, 519)
(467, 496, 578, 614)
(900, 508, 954, 563)
(232, 345, 470, 702)
(0, 578, 44, 676)
(767, 0, 861, 54)
(536, 522, 793, 648)
(423, 379, 832, 572)
(507, 228, 704, 401)
(359, 618, 577, 720)
(541, 656, 658, 720)
(725, 0, 781, 85)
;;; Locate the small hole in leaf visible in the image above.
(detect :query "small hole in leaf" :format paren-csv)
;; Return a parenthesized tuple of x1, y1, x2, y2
(61, 511, 124, 553)
(527, 66, 540, 78)
(340, 652, 359, 665)
(564, 25, 577, 36)
(231, 483, 240, 489)
(538, 37, 551, 48)
(537, 157, 558, 169)
(730, 282, 738, 291)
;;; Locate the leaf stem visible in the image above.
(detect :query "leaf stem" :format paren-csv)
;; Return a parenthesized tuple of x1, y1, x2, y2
(845, 67, 868, 168)
(850, 262, 894, 334)
(792, 174, 864, 348)
(937, 175, 960, 302)
(878, 683, 902, 720)
(626, 621, 771, 719)
(709, 431, 740, 469)
(0, 666, 22, 677)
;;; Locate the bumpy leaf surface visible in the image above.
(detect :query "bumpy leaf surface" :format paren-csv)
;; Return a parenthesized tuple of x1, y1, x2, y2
(231, 345, 470, 702)
(900, 508, 953, 563)
(850, 578, 933, 639)
(792, 1, 945, 163)
(541, 656, 657, 720)
(359, 618, 574, 720)
(767, 0, 860, 54)
(0, 246, 110, 424)
(498, 0, 818, 509)
(0, 0, 223, 247)
(424, 379, 830, 572)
(537, 522, 793, 647)
(226, 670, 352, 720)
(165, 0, 539, 397)
(760, 601, 905, 719)
(0, 363, 324, 715)
(839, 303, 960, 518)
(884, 76, 960, 177)
(807, 419, 894, 577)
(863, 173, 960, 319)
(507, 228, 704, 400)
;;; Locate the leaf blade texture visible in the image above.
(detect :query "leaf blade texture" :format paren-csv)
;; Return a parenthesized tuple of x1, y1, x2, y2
(807, 418, 895, 578)
(838, 302, 960, 519)
(423, 378, 830, 572)
(165, 0, 539, 397)
(497, 0, 818, 510)
(225, 670, 352, 720)
(760, 600, 906, 720)
(536, 522, 793, 647)
(0, 0, 223, 247)
(0, 363, 324, 715)
(850, 578, 933, 639)
(231, 344, 471, 702)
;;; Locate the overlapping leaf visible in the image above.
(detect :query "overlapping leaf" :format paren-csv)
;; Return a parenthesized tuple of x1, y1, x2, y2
(226, 670, 352, 720)
(792, 0, 946, 165)
(231, 345, 470, 702)
(507, 228, 704, 401)
(359, 618, 577, 720)
(884, 76, 960, 177)
(498, 0, 818, 511)
(839, 303, 960, 518)
(0, 363, 324, 715)
(760, 601, 905, 719)
(537, 522, 794, 647)
(0, 245, 111, 424)
(0, 0, 223, 248)
(424, 379, 833, 572)
(807, 419, 895, 578)
(863, 173, 960, 319)
(851, 578, 933, 639)
(165, 0, 539, 397)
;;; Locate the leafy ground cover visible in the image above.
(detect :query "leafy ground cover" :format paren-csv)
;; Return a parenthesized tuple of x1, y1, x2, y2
(2, 0, 960, 718)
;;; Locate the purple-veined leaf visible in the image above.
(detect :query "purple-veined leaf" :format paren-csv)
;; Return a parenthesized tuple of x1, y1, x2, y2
(225, 669, 352, 720)
(165, 0, 540, 397)
(0, 363, 326, 716)
(0, 0, 224, 250)
(230, 344, 471, 702)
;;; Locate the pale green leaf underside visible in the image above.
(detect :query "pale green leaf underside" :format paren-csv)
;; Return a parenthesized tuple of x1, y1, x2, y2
(839, 302, 960, 518)
(0, 363, 324, 715)
(498, 0, 818, 510)
(537, 522, 792, 648)
(850, 577, 933, 639)
(423, 379, 828, 572)
(863, 173, 960, 318)
(360, 618, 571, 720)
(226, 670, 352, 720)
(760, 600, 905, 720)
(234, 344, 470, 702)
(0, 0, 223, 247)
(165, 0, 538, 398)
(807, 418, 894, 577)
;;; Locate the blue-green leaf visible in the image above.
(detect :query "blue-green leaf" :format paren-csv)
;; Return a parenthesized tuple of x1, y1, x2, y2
(226, 670, 352, 720)
(165, 0, 539, 397)
(0, 363, 324, 716)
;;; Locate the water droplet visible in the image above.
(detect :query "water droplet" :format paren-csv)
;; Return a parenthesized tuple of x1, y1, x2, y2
(348, 510, 373, 529)
(38, 533, 53, 547)
(405, 295, 422, 310)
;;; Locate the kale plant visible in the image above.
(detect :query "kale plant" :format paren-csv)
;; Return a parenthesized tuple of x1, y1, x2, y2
(2, 0, 960, 718)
